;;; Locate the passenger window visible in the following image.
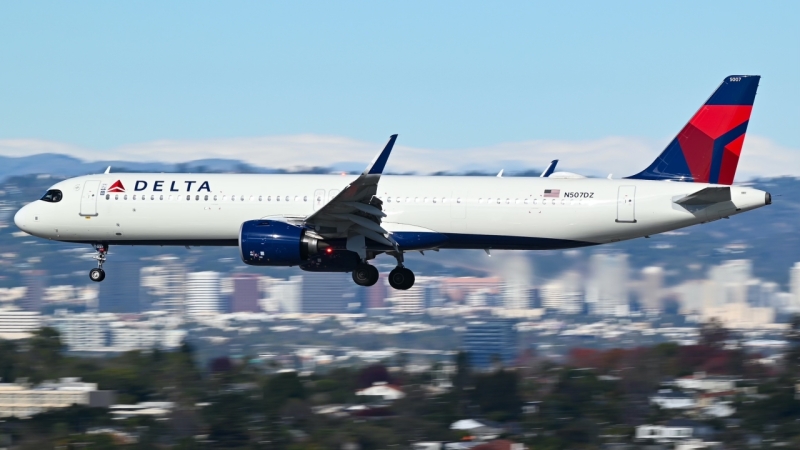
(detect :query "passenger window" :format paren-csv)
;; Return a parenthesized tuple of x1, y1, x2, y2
(505, 198, 509, 204)
(115, 195, 119, 200)
(133, 195, 137, 200)
(214, 195, 218, 201)
(387, 197, 392, 203)
(150, 195, 155, 200)
(160, 195, 164, 200)
(186, 195, 191, 201)
(294, 196, 299, 202)
(268, 196, 272, 202)
(457, 198, 461, 204)
(497, 198, 501, 204)
(432, 198, 437, 203)
(533, 199, 538, 205)
(303, 196, 307, 202)
(204, 195, 209, 201)
(551, 199, 556, 205)
(285, 196, 289, 202)
(487, 198, 491, 204)
(258, 195, 262, 201)
(276, 196, 280, 202)
(106, 194, 110, 200)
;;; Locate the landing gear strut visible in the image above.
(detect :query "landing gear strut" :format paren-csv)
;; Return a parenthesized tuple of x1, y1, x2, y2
(387, 252, 414, 290)
(89, 244, 108, 282)
(352, 263, 379, 287)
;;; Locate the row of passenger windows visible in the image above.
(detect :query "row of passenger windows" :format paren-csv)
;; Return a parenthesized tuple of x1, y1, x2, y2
(386, 197, 589, 206)
(105, 193, 590, 206)
(106, 194, 309, 202)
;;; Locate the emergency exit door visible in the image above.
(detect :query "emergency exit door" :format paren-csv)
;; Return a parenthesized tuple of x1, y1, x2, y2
(80, 180, 101, 216)
(616, 186, 636, 223)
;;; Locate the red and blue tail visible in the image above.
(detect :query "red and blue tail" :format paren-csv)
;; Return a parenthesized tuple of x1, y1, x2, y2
(629, 75, 760, 184)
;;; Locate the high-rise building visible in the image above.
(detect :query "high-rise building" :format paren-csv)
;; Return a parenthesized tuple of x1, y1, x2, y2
(98, 259, 141, 313)
(141, 257, 187, 315)
(707, 259, 752, 306)
(365, 275, 387, 309)
(463, 319, 518, 369)
(49, 312, 111, 351)
(20, 270, 46, 312)
(440, 277, 503, 305)
(0, 311, 42, 337)
(790, 262, 800, 311)
(302, 273, 351, 314)
(186, 272, 221, 317)
(639, 266, 664, 311)
(230, 273, 261, 313)
(387, 277, 438, 314)
(586, 253, 629, 316)
(540, 271, 583, 314)
(269, 276, 302, 313)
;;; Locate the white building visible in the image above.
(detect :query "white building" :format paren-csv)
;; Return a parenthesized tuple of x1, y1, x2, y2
(650, 390, 696, 410)
(268, 276, 302, 313)
(355, 382, 406, 401)
(49, 311, 111, 351)
(0, 378, 115, 418)
(540, 271, 582, 314)
(186, 271, 221, 317)
(388, 277, 433, 314)
(110, 326, 186, 351)
(0, 310, 41, 338)
(586, 253, 629, 316)
(790, 262, 800, 312)
(639, 266, 664, 311)
(140, 257, 187, 314)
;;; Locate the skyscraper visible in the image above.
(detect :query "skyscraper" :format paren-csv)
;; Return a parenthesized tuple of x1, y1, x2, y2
(586, 253, 629, 316)
(790, 262, 800, 311)
(269, 276, 302, 313)
(98, 259, 141, 313)
(20, 270, 46, 312)
(230, 273, 261, 313)
(639, 266, 664, 311)
(186, 271, 221, 317)
(302, 273, 351, 314)
(463, 319, 518, 369)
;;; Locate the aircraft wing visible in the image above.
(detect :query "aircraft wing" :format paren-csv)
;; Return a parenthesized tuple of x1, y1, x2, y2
(304, 135, 398, 258)
(675, 186, 731, 206)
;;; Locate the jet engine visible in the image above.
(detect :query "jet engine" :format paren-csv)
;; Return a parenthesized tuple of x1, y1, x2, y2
(239, 220, 324, 266)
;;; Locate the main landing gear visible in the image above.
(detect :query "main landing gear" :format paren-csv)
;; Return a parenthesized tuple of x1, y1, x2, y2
(352, 251, 416, 290)
(89, 244, 108, 282)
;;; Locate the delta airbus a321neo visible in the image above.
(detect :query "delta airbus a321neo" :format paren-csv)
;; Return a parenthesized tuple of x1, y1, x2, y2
(14, 75, 770, 290)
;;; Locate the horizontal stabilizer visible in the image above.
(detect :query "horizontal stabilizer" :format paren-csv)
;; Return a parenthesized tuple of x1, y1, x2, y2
(675, 186, 731, 206)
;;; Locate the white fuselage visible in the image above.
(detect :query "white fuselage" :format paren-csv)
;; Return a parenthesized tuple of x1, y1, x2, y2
(14, 173, 769, 251)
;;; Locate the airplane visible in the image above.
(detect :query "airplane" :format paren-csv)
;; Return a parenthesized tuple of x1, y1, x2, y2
(14, 75, 770, 291)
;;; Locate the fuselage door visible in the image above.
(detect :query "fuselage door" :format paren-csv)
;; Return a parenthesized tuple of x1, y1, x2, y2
(616, 185, 636, 223)
(79, 180, 101, 217)
(313, 189, 326, 210)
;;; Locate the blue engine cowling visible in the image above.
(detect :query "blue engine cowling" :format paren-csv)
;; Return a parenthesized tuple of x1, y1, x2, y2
(239, 220, 323, 266)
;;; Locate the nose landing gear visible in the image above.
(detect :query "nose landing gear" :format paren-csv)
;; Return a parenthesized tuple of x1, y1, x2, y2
(90, 244, 108, 282)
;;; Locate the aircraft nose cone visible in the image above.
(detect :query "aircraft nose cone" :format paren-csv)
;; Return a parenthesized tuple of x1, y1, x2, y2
(14, 206, 30, 232)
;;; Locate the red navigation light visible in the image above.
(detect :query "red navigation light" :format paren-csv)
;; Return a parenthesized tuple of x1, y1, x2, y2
(325, 247, 333, 254)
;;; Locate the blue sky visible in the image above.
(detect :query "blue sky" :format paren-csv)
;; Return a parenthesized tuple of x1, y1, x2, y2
(0, 1, 798, 176)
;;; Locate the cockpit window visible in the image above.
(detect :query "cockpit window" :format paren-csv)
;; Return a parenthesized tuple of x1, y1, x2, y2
(41, 189, 63, 203)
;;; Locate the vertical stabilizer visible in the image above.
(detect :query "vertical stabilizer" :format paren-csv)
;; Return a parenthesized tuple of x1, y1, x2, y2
(628, 75, 760, 184)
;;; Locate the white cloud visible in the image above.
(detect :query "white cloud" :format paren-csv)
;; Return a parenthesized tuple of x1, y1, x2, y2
(0, 134, 796, 180)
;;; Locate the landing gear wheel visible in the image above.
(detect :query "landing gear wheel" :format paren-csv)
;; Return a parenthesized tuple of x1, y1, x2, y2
(352, 264, 379, 287)
(388, 267, 415, 290)
(90, 243, 109, 282)
(89, 268, 105, 282)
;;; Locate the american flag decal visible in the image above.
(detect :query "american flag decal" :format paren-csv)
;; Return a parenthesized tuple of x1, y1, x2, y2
(543, 189, 560, 198)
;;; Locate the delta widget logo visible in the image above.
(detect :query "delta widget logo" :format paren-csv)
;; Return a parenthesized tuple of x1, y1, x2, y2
(107, 180, 125, 193)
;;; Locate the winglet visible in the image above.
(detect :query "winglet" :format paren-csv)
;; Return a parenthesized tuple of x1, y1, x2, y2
(364, 134, 398, 175)
(540, 160, 558, 177)
(104, 166, 111, 174)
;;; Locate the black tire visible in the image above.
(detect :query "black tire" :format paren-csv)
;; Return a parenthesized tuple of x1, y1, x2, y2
(89, 268, 105, 282)
(388, 267, 415, 290)
(352, 264, 379, 287)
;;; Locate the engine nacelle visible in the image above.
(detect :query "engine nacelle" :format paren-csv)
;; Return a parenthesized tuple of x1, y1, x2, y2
(239, 220, 323, 266)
